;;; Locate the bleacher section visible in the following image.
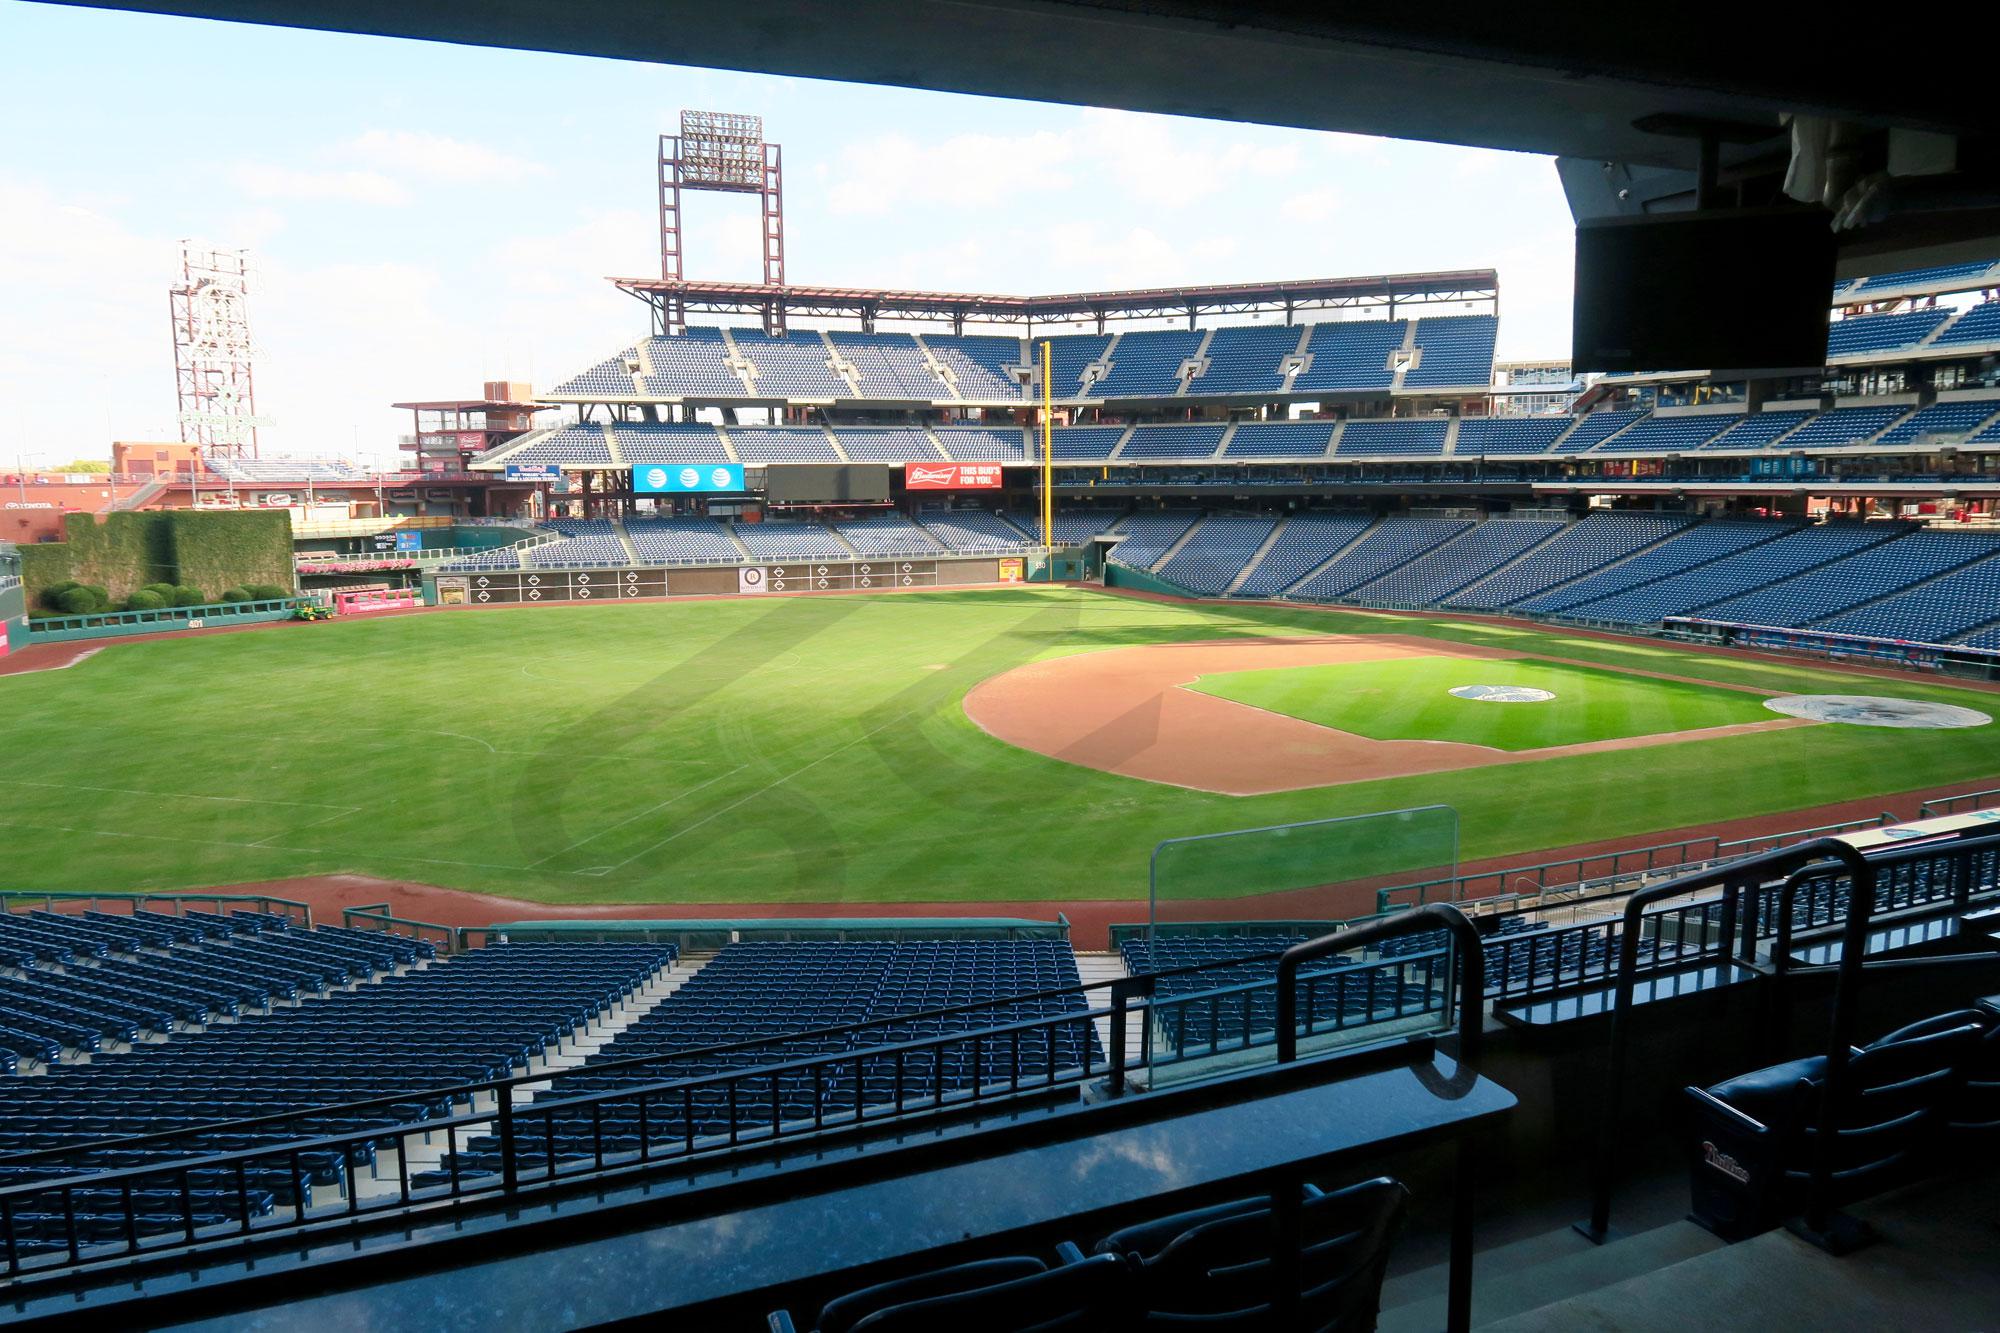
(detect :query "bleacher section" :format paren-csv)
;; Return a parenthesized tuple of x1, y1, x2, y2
(1294, 320, 1405, 393)
(1449, 512, 1690, 610)
(1555, 409, 1646, 453)
(1353, 517, 1562, 605)
(1335, 418, 1448, 457)
(935, 426, 1028, 462)
(1698, 530, 2000, 628)
(733, 521, 849, 561)
(830, 428, 942, 461)
(1872, 398, 2000, 446)
(731, 330, 849, 398)
(1154, 515, 1280, 595)
(1702, 411, 1811, 450)
(1593, 413, 1735, 453)
(1045, 334, 1111, 397)
(1187, 323, 1300, 396)
(726, 428, 842, 463)
(1933, 299, 2000, 348)
(613, 423, 729, 464)
(1453, 417, 1571, 456)
(1561, 522, 1901, 625)
(1108, 511, 1202, 569)
(421, 940, 1094, 1180)
(638, 330, 743, 397)
(203, 457, 369, 482)
(1766, 404, 1907, 449)
(923, 335, 1024, 400)
(1223, 420, 1335, 459)
(0, 910, 670, 1250)
(624, 517, 741, 564)
(1289, 517, 1470, 600)
(1815, 552, 2000, 644)
(1043, 510, 1124, 545)
(832, 514, 943, 557)
(1402, 314, 1497, 389)
(1826, 308, 1952, 357)
(827, 331, 941, 399)
(1515, 521, 1794, 614)
(1232, 513, 1372, 597)
(1117, 424, 1226, 462)
(525, 518, 625, 566)
(1050, 426, 1126, 461)
(1091, 329, 1205, 398)
(549, 350, 638, 399)
(915, 509, 1036, 552)
(497, 425, 613, 469)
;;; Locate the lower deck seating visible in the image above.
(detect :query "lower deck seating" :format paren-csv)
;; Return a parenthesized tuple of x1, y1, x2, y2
(0, 916, 671, 1255)
(419, 940, 1098, 1183)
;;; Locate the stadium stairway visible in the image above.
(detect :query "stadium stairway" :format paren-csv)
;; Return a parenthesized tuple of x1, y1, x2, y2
(1224, 516, 1292, 594)
(381, 949, 705, 1198)
(1144, 515, 1209, 571)
(1274, 514, 1385, 595)
(1070, 950, 1141, 1068)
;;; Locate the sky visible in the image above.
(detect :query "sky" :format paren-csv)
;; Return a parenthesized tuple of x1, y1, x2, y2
(0, 2, 1578, 467)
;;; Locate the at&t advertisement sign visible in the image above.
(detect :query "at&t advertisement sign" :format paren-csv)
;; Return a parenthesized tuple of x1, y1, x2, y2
(634, 463, 746, 494)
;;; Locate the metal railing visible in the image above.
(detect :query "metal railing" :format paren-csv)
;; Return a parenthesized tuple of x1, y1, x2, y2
(0, 931, 1436, 1280)
(1918, 787, 2000, 818)
(0, 891, 312, 927)
(340, 905, 460, 955)
(1275, 905, 1487, 1333)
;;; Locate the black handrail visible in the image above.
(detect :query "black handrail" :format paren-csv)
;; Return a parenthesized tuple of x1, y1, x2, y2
(1577, 837, 1871, 1244)
(1274, 904, 1486, 1333)
(0, 935, 1339, 1172)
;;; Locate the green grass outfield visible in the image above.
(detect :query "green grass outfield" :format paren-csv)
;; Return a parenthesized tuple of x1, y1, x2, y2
(1189, 656, 1774, 750)
(2, 586, 1996, 905)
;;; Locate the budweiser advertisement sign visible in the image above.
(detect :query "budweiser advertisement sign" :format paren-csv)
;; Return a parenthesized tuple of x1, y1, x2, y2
(905, 463, 1003, 490)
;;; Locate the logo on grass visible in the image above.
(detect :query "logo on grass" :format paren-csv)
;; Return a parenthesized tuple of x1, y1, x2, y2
(1763, 694, 1991, 730)
(1449, 685, 1555, 704)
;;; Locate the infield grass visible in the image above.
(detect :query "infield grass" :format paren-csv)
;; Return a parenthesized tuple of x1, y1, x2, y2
(1, 586, 1996, 905)
(1189, 655, 1775, 750)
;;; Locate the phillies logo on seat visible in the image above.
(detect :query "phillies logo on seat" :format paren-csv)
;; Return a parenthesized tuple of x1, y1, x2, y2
(1700, 1141, 1750, 1183)
(906, 463, 1001, 489)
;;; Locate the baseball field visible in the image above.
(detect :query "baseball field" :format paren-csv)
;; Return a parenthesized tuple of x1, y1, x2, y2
(3, 585, 1997, 908)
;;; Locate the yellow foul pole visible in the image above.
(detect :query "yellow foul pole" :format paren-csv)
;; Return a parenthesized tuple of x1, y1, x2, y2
(1040, 340, 1054, 548)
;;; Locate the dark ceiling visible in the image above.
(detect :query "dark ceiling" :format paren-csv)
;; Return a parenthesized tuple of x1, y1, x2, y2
(32, 1, 1996, 170)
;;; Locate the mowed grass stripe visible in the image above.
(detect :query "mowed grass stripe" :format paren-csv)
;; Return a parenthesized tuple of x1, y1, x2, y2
(1188, 656, 1774, 750)
(0, 587, 1994, 904)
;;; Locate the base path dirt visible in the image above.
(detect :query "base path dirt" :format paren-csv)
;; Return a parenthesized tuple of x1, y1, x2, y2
(961, 634, 1807, 796)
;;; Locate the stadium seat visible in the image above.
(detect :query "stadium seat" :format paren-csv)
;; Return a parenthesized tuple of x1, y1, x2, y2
(774, 1251, 1132, 1333)
(1685, 1013, 1985, 1240)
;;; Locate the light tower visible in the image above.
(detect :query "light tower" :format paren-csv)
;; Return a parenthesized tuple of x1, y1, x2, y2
(658, 110, 786, 334)
(169, 242, 266, 457)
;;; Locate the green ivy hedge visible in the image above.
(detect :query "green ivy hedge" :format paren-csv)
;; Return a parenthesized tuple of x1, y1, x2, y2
(20, 510, 295, 607)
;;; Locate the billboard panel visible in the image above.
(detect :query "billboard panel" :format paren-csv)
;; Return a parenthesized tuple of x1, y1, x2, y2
(634, 463, 747, 494)
(905, 462, 1004, 490)
(505, 463, 562, 481)
(765, 465, 892, 505)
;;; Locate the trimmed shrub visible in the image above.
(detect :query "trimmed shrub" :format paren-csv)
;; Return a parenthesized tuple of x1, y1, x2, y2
(219, 587, 251, 603)
(243, 583, 291, 601)
(54, 585, 108, 614)
(141, 582, 179, 600)
(124, 589, 168, 611)
(38, 581, 80, 611)
(168, 585, 206, 608)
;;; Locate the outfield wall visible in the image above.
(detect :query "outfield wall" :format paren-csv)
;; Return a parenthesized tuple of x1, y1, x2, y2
(426, 555, 1020, 606)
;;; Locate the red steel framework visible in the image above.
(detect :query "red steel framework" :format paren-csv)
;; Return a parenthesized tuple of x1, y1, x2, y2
(169, 242, 263, 457)
(659, 110, 786, 336)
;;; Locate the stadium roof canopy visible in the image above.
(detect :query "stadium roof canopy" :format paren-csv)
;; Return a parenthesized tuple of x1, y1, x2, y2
(43, 1, 1999, 270)
(38, 3, 1985, 165)
(613, 270, 1499, 332)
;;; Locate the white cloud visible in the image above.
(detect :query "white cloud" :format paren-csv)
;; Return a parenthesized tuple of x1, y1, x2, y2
(232, 164, 408, 206)
(345, 130, 547, 184)
(1280, 186, 1342, 224)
